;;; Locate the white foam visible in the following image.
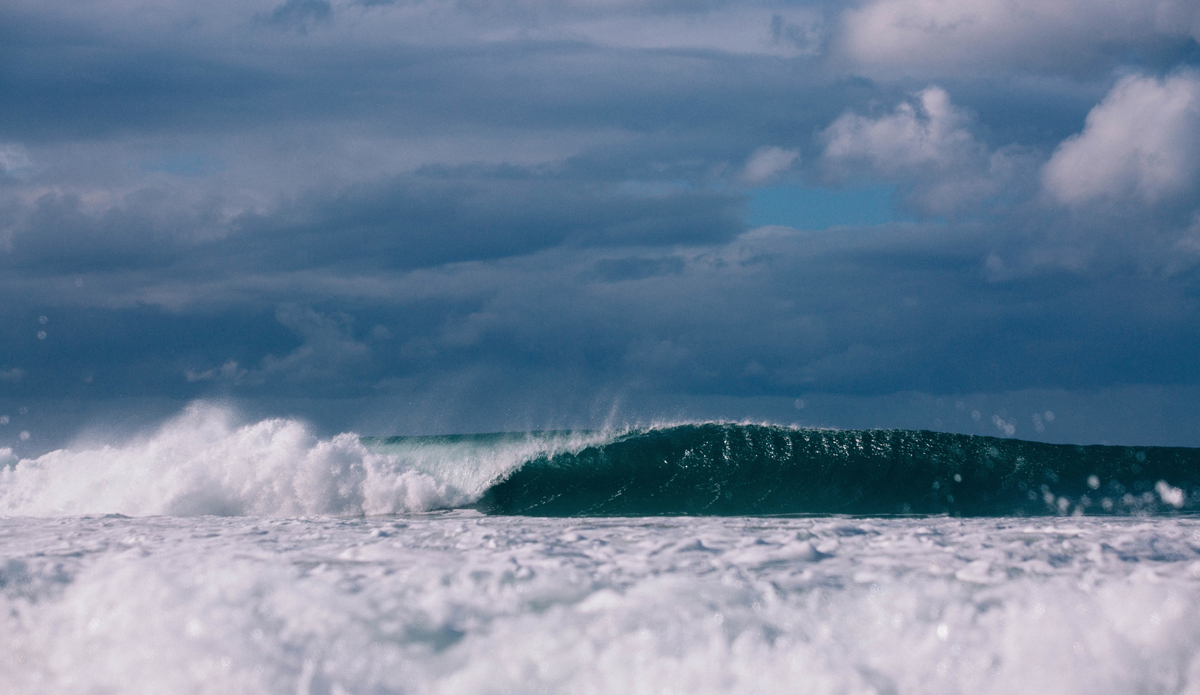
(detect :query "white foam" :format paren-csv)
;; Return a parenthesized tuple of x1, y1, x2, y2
(0, 403, 605, 518)
(1, 515, 1199, 694)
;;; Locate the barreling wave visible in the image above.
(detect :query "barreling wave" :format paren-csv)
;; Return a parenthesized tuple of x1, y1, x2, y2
(2, 405, 1198, 517)
(474, 423, 1200, 517)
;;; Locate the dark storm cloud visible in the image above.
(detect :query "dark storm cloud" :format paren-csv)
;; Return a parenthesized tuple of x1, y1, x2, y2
(12, 218, 1199, 401)
(0, 2, 834, 141)
(1, 166, 744, 276)
(228, 169, 744, 270)
(3, 191, 208, 273)
(1, 0, 1199, 446)
(473, 226, 1200, 399)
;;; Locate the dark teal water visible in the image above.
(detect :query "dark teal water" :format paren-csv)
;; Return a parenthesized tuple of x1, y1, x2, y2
(459, 424, 1200, 516)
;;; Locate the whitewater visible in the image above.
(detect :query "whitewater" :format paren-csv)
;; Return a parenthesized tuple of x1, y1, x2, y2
(3, 403, 1200, 694)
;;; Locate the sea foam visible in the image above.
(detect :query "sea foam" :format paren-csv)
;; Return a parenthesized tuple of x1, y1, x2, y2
(2, 514, 1199, 694)
(0, 403, 597, 517)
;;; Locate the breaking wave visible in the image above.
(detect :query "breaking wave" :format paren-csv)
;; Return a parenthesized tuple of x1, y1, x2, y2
(2, 406, 1199, 517)
(0, 404, 601, 517)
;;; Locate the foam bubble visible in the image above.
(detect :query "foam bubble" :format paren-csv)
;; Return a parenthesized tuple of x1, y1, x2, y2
(1156, 480, 1185, 508)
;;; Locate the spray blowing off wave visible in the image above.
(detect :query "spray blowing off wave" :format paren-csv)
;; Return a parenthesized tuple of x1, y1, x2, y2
(0, 404, 600, 518)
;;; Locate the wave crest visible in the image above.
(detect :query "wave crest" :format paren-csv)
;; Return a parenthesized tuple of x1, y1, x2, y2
(0, 404, 461, 517)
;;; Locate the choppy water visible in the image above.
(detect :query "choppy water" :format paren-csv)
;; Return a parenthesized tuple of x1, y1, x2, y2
(2, 404, 1200, 693)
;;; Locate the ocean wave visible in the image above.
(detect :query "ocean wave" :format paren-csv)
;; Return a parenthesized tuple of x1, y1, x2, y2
(0, 404, 603, 517)
(477, 424, 1200, 516)
(3, 406, 1198, 517)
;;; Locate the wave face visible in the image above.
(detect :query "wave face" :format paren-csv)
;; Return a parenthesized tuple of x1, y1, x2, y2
(475, 424, 1200, 516)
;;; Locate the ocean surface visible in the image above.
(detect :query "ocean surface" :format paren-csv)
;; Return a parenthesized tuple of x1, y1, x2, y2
(2, 403, 1200, 694)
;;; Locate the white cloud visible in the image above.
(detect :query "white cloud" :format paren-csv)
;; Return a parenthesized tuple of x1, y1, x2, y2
(1042, 72, 1200, 207)
(741, 146, 800, 185)
(837, 0, 1200, 75)
(823, 87, 976, 171)
(820, 86, 1016, 214)
(0, 368, 24, 382)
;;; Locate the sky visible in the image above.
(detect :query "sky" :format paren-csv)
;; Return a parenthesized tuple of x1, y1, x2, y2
(2, 0, 1200, 450)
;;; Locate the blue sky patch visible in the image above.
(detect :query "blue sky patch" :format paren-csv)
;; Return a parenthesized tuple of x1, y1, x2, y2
(746, 184, 896, 229)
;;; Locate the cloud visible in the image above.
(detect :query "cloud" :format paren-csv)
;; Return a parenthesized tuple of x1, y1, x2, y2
(0, 144, 31, 177)
(822, 87, 977, 171)
(494, 7, 826, 57)
(0, 368, 24, 382)
(836, 0, 1200, 75)
(741, 146, 800, 185)
(6, 211, 1200, 441)
(263, 0, 332, 30)
(1166, 213, 1200, 276)
(248, 304, 372, 388)
(0, 163, 745, 282)
(185, 359, 245, 383)
(2, 189, 204, 273)
(225, 170, 745, 273)
(1042, 71, 1200, 208)
(1, 0, 1198, 446)
(819, 86, 1022, 215)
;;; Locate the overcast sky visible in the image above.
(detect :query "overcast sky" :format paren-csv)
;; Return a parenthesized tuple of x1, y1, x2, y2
(2, 0, 1200, 448)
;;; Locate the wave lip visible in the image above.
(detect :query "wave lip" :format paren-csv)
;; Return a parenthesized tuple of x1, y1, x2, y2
(476, 424, 1200, 517)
